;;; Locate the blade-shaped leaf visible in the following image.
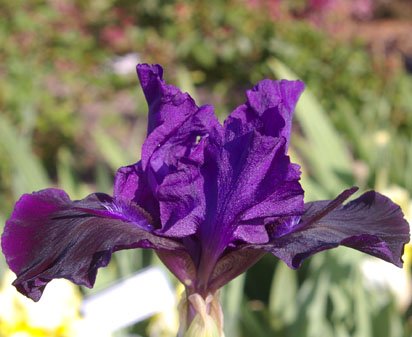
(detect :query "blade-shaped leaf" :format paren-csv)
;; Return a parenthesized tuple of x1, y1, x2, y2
(0, 114, 49, 196)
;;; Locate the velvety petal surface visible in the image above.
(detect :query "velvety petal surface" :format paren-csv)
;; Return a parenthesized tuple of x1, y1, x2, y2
(199, 132, 303, 248)
(189, 80, 305, 289)
(136, 64, 219, 174)
(207, 248, 266, 293)
(156, 249, 196, 290)
(225, 79, 304, 149)
(1, 189, 182, 301)
(156, 156, 205, 237)
(146, 104, 221, 189)
(114, 162, 160, 223)
(115, 64, 220, 238)
(264, 188, 410, 269)
(202, 79, 305, 248)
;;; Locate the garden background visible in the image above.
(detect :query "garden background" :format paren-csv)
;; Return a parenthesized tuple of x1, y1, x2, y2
(1, 0, 412, 336)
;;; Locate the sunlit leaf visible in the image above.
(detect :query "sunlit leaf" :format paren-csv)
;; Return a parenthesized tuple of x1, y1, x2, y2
(0, 114, 49, 196)
(222, 274, 245, 337)
(269, 262, 297, 327)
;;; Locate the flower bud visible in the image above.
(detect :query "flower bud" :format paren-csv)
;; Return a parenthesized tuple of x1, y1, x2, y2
(178, 292, 224, 337)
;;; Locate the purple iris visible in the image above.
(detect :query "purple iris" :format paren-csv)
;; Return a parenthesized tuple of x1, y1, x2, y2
(1, 64, 409, 307)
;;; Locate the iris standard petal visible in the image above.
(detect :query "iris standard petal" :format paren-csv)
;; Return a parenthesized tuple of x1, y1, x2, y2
(201, 79, 305, 248)
(114, 162, 160, 222)
(146, 104, 221, 188)
(265, 187, 410, 269)
(115, 65, 220, 213)
(156, 156, 205, 237)
(157, 79, 307, 290)
(136, 64, 219, 172)
(193, 87, 305, 288)
(225, 79, 304, 149)
(1, 189, 182, 301)
(138, 62, 197, 169)
(199, 130, 303, 253)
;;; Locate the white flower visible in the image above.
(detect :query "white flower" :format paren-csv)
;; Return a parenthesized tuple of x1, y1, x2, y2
(111, 53, 141, 75)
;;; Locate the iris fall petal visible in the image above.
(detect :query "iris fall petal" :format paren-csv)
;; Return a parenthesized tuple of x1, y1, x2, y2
(265, 187, 410, 269)
(1, 188, 181, 301)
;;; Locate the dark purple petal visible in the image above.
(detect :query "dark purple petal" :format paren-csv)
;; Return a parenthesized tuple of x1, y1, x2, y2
(113, 162, 160, 221)
(192, 130, 303, 289)
(199, 131, 303, 251)
(189, 80, 305, 280)
(114, 128, 219, 239)
(264, 188, 410, 269)
(1, 189, 182, 301)
(233, 225, 269, 244)
(156, 249, 196, 291)
(156, 157, 205, 237)
(116, 65, 221, 224)
(136, 64, 220, 173)
(145, 104, 221, 188)
(225, 79, 304, 149)
(137, 62, 196, 170)
(150, 136, 207, 238)
(207, 248, 265, 293)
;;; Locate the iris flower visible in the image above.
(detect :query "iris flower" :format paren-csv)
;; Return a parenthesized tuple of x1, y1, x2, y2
(1, 64, 409, 337)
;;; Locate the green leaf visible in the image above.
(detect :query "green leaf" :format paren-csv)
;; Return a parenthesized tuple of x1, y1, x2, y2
(240, 301, 273, 337)
(57, 148, 92, 199)
(353, 268, 372, 337)
(269, 262, 297, 327)
(0, 114, 49, 196)
(176, 66, 198, 102)
(93, 128, 135, 171)
(222, 274, 245, 337)
(57, 148, 79, 198)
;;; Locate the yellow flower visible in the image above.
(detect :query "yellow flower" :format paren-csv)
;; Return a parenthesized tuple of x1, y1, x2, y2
(0, 270, 85, 337)
(380, 186, 412, 267)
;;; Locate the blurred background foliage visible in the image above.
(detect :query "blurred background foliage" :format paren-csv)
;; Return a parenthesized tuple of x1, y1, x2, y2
(1, 0, 412, 336)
